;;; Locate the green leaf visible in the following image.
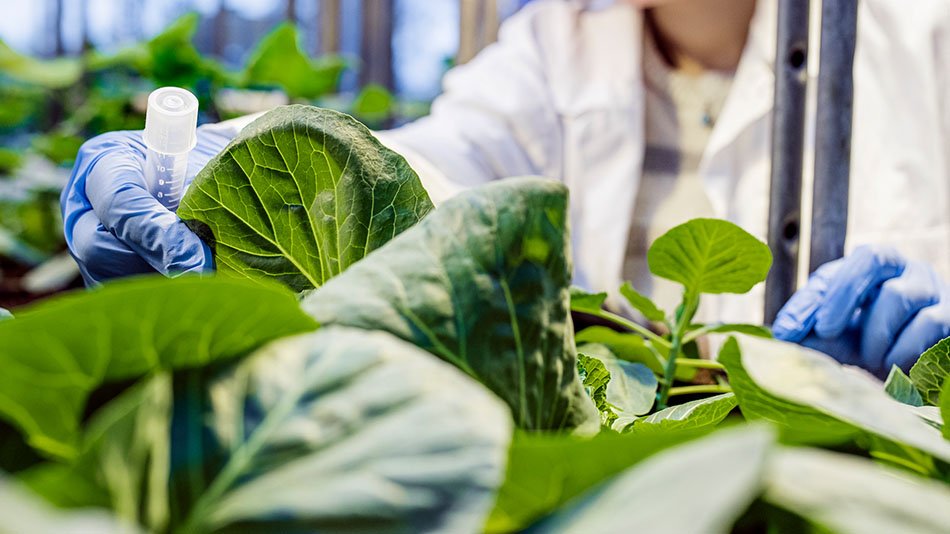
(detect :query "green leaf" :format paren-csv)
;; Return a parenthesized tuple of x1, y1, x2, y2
(530, 426, 773, 533)
(0, 307, 10, 320)
(0, 475, 138, 533)
(720, 338, 860, 445)
(724, 335, 950, 462)
(303, 178, 598, 432)
(31, 133, 85, 166)
(485, 426, 709, 533)
(688, 322, 773, 340)
(942, 381, 950, 440)
(579, 345, 657, 430)
(764, 447, 950, 534)
(0, 40, 81, 88)
(884, 365, 924, 407)
(647, 218, 772, 296)
(241, 23, 346, 99)
(0, 275, 316, 459)
(619, 281, 665, 321)
(569, 286, 607, 314)
(574, 326, 696, 381)
(910, 336, 950, 406)
(624, 393, 737, 435)
(180, 328, 512, 532)
(577, 354, 615, 429)
(179, 105, 433, 293)
(351, 83, 395, 128)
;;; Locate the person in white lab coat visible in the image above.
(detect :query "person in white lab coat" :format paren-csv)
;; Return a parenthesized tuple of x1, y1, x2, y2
(61, 0, 950, 377)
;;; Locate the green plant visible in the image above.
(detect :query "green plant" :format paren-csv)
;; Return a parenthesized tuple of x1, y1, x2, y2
(2, 106, 949, 533)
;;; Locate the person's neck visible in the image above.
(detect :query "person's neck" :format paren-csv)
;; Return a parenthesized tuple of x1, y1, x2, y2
(646, 0, 756, 74)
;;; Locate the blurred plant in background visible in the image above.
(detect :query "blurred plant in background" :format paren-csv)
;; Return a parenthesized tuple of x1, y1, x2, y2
(0, 12, 417, 308)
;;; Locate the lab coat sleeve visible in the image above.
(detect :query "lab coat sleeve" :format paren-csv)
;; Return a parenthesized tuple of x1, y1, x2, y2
(375, 5, 562, 204)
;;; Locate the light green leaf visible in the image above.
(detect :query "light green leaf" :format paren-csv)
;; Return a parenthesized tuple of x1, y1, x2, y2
(724, 335, 950, 462)
(179, 105, 434, 293)
(241, 23, 346, 98)
(485, 426, 709, 533)
(578, 353, 615, 428)
(0, 275, 316, 459)
(764, 447, 950, 534)
(181, 328, 512, 532)
(910, 336, 950, 406)
(569, 286, 607, 314)
(575, 326, 695, 381)
(884, 365, 924, 407)
(942, 381, 950, 440)
(579, 344, 657, 430)
(530, 426, 773, 533)
(624, 393, 737, 435)
(0, 475, 138, 534)
(0, 307, 10, 320)
(0, 40, 81, 88)
(303, 178, 598, 432)
(688, 322, 773, 341)
(647, 218, 772, 295)
(720, 338, 860, 445)
(619, 281, 665, 321)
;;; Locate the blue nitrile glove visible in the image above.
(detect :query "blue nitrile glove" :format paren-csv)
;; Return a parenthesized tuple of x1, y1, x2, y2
(773, 245, 950, 377)
(61, 125, 234, 285)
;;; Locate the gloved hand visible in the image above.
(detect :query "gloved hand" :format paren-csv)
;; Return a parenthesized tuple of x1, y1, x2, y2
(61, 125, 234, 285)
(773, 245, 950, 377)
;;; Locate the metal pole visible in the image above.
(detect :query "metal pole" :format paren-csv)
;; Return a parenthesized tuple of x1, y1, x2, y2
(320, 0, 341, 54)
(764, 0, 811, 323)
(360, 0, 394, 89)
(809, 0, 858, 272)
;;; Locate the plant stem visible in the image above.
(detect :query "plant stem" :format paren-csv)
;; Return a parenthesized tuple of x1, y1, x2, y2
(585, 308, 671, 349)
(656, 293, 700, 409)
(674, 358, 725, 370)
(667, 384, 732, 397)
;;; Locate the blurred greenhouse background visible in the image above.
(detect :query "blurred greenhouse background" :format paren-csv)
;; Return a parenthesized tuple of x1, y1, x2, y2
(0, 0, 534, 308)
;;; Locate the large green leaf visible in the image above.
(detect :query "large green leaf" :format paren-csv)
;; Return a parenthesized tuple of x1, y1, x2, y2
(178, 328, 512, 532)
(884, 365, 924, 406)
(764, 447, 950, 533)
(530, 426, 773, 533)
(485, 427, 709, 533)
(303, 178, 598, 432)
(910, 336, 950, 406)
(624, 393, 737, 435)
(724, 335, 950, 462)
(241, 23, 346, 98)
(0, 276, 316, 459)
(179, 105, 433, 293)
(0, 40, 81, 88)
(647, 218, 772, 295)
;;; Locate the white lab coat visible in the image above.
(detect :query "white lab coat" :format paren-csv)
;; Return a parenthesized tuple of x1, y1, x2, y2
(372, 0, 950, 324)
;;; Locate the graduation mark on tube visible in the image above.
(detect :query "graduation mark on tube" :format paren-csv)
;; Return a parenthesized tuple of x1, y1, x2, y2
(143, 87, 198, 211)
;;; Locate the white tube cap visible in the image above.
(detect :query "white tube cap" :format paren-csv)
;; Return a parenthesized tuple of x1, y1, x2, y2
(143, 87, 199, 154)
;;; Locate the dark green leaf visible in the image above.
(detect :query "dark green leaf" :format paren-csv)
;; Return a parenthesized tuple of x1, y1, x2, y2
(0, 39, 81, 88)
(31, 133, 85, 166)
(569, 286, 607, 314)
(724, 335, 950, 462)
(303, 178, 598, 432)
(0, 275, 316, 459)
(180, 328, 512, 532)
(529, 427, 773, 533)
(764, 447, 950, 533)
(241, 23, 346, 98)
(647, 218, 772, 295)
(485, 427, 709, 533)
(619, 281, 665, 321)
(624, 393, 737, 435)
(179, 105, 433, 292)
(910, 337, 950, 406)
(884, 365, 924, 407)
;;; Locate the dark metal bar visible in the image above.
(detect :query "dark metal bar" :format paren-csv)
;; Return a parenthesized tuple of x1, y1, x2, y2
(809, 0, 858, 272)
(360, 0, 394, 90)
(764, 0, 811, 323)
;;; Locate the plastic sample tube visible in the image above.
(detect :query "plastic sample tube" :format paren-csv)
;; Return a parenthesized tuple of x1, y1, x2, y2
(143, 87, 199, 210)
